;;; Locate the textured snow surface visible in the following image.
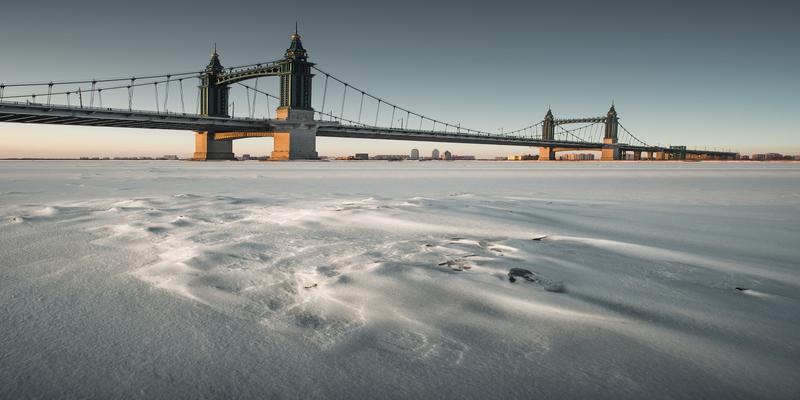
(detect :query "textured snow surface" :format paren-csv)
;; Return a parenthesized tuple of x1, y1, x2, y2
(1, 160, 799, 399)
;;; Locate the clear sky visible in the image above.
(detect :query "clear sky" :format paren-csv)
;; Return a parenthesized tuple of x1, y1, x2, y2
(1, 0, 797, 158)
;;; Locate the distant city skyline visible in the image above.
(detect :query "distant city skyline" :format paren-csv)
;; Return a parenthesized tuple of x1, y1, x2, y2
(0, 0, 797, 158)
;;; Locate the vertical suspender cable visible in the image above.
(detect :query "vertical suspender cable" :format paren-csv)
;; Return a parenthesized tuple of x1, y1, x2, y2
(374, 100, 381, 126)
(251, 78, 259, 118)
(196, 79, 201, 115)
(389, 106, 396, 128)
(47, 83, 54, 105)
(357, 91, 364, 124)
(66, 92, 71, 107)
(179, 79, 185, 114)
(419, 116, 423, 131)
(266, 94, 271, 119)
(406, 111, 410, 129)
(129, 78, 136, 111)
(320, 74, 329, 115)
(89, 81, 95, 107)
(246, 86, 252, 118)
(340, 84, 347, 120)
(78, 88, 83, 108)
(164, 75, 170, 112)
(154, 83, 159, 113)
(0, 84, 4, 101)
(98, 89, 103, 108)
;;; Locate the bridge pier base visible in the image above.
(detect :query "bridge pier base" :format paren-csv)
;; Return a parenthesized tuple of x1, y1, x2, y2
(193, 132, 235, 160)
(633, 151, 641, 160)
(539, 146, 556, 161)
(270, 127, 318, 160)
(270, 108, 318, 160)
(601, 144, 621, 161)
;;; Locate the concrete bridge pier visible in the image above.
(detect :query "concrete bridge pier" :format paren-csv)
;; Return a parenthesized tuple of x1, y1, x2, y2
(270, 128, 318, 160)
(539, 146, 556, 161)
(194, 132, 235, 160)
(601, 142, 621, 161)
(633, 151, 641, 160)
(270, 108, 318, 160)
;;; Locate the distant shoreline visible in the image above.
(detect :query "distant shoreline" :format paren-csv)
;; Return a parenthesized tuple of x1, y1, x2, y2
(2, 158, 797, 163)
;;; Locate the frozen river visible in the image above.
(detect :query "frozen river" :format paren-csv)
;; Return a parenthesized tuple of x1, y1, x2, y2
(1, 160, 799, 399)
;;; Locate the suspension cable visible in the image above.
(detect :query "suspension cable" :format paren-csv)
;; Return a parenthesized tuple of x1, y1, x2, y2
(312, 66, 487, 135)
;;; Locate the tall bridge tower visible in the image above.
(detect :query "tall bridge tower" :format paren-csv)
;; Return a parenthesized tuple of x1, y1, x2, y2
(270, 27, 318, 160)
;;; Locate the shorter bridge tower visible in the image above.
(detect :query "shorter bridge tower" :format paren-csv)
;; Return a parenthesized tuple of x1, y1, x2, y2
(539, 109, 556, 160)
(601, 104, 620, 160)
(194, 47, 236, 160)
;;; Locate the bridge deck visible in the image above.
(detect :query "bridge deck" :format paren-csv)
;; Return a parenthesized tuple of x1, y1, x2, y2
(0, 102, 277, 132)
(0, 102, 737, 158)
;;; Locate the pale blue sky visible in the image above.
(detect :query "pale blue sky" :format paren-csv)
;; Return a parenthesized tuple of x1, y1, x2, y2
(1, 0, 797, 158)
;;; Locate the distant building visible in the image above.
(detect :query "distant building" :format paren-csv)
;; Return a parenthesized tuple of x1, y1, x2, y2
(753, 153, 784, 161)
(740, 155, 750, 160)
(372, 154, 406, 160)
(452, 155, 476, 160)
(432, 149, 440, 159)
(354, 153, 369, 160)
(559, 153, 596, 161)
(443, 150, 452, 160)
(767, 153, 783, 160)
(507, 154, 537, 160)
(410, 149, 419, 160)
(241, 154, 251, 161)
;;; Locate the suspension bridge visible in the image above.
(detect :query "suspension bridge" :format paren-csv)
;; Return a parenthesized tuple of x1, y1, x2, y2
(0, 30, 738, 161)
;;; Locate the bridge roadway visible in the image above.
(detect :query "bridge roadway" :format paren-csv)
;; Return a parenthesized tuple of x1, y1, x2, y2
(0, 101, 738, 159)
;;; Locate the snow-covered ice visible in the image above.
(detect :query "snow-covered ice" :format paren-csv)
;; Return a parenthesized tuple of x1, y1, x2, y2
(1, 160, 799, 399)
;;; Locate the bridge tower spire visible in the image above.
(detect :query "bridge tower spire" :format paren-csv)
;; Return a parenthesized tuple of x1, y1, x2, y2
(193, 46, 235, 160)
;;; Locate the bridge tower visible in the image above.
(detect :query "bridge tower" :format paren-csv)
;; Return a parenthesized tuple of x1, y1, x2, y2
(601, 104, 620, 160)
(539, 109, 556, 160)
(271, 27, 318, 160)
(193, 47, 235, 160)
